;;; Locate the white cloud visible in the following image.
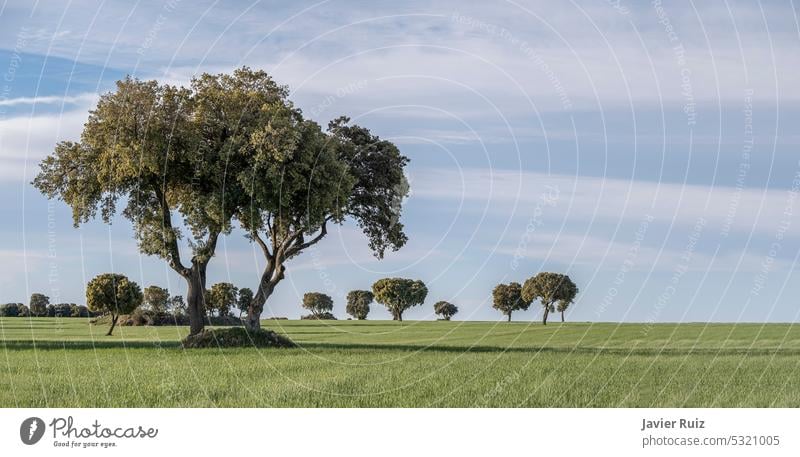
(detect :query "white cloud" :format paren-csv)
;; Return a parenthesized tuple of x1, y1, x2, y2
(0, 93, 97, 107)
(0, 95, 96, 181)
(409, 167, 800, 236)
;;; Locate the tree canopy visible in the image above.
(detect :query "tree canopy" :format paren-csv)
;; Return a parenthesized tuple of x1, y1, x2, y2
(29, 293, 49, 317)
(207, 282, 239, 317)
(521, 272, 578, 325)
(346, 290, 373, 320)
(492, 282, 530, 322)
(236, 288, 254, 319)
(433, 301, 458, 321)
(372, 278, 427, 321)
(86, 273, 143, 335)
(143, 286, 170, 313)
(301, 292, 334, 317)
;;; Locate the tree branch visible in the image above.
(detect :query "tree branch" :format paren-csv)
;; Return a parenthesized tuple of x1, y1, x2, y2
(155, 186, 189, 276)
(252, 231, 273, 260)
(285, 219, 329, 258)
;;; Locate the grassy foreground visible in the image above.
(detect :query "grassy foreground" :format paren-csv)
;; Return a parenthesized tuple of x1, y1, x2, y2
(2, 317, 800, 407)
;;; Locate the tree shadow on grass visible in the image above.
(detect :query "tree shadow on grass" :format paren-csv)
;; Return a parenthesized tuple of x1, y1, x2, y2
(2, 339, 797, 357)
(0, 340, 179, 350)
(256, 341, 800, 357)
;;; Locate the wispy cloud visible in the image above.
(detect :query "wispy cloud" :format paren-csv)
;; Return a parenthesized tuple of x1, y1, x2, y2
(0, 93, 97, 107)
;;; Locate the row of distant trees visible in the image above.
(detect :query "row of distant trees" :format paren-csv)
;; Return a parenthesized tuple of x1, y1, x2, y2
(302, 282, 458, 321)
(302, 272, 577, 324)
(2, 271, 578, 333)
(303, 278, 451, 321)
(0, 297, 93, 318)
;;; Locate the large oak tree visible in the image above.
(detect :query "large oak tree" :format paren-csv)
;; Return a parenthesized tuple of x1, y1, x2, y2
(33, 68, 287, 335)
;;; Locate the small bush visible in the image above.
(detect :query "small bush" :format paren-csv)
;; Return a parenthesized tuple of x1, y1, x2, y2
(181, 327, 295, 349)
(300, 312, 337, 320)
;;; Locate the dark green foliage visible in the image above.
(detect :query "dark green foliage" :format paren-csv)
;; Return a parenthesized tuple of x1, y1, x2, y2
(372, 278, 428, 321)
(0, 303, 20, 317)
(433, 301, 459, 320)
(143, 286, 170, 313)
(236, 288, 253, 318)
(301, 292, 334, 317)
(300, 312, 337, 320)
(327, 117, 410, 258)
(29, 293, 49, 316)
(206, 283, 238, 317)
(492, 282, 530, 322)
(53, 303, 74, 317)
(70, 304, 90, 318)
(346, 290, 373, 320)
(86, 273, 143, 335)
(180, 327, 295, 349)
(521, 272, 579, 325)
(169, 295, 186, 316)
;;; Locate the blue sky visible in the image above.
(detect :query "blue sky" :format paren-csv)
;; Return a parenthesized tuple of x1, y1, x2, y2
(1, 0, 799, 322)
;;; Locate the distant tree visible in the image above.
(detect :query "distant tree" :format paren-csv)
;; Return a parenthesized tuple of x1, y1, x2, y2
(17, 304, 30, 317)
(0, 303, 20, 317)
(521, 272, 578, 325)
(29, 293, 50, 316)
(207, 283, 238, 317)
(46, 304, 55, 317)
(86, 273, 143, 336)
(236, 288, 253, 319)
(492, 282, 530, 322)
(372, 278, 428, 322)
(169, 295, 186, 316)
(53, 303, 73, 317)
(70, 304, 90, 318)
(346, 290, 373, 320)
(433, 301, 458, 321)
(302, 292, 334, 317)
(143, 286, 170, 313)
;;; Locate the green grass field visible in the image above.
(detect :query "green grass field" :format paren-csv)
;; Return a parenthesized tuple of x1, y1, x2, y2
(2, 317, 800, 407)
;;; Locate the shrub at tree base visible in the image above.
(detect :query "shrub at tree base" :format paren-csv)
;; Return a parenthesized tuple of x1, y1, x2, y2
(180, 327, 295, 349)
(300, 312, 337, 320)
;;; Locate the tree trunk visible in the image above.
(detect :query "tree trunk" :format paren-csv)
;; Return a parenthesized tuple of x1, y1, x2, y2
(542, 306, 550, 325)
(106, 314, 119, 336)
(247, 267, 282, 330)
(186, 265, 207, 336)
(561, 311, 564, 322)
(507, 312, 512, 322)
